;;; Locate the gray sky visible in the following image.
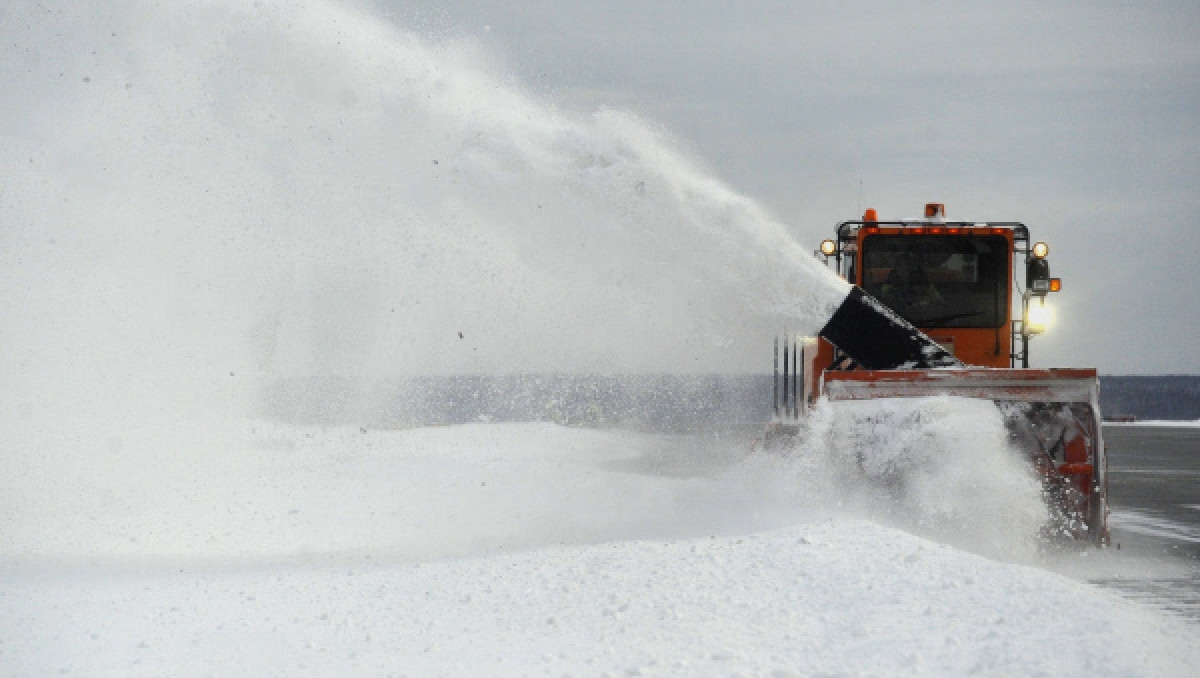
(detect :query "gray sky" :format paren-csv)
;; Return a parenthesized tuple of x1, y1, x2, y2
(372, 0, 1200, 375)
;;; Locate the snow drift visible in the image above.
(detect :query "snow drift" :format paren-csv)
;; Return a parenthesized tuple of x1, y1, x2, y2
(3, 421, 1197, 677)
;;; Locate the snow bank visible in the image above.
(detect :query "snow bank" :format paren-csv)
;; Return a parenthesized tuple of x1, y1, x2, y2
(3, 421, 1197, 676)
(4, 520, 1196, 677)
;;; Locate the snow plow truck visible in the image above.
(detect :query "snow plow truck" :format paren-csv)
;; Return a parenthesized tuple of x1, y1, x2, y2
(769, 203, 1108, 544)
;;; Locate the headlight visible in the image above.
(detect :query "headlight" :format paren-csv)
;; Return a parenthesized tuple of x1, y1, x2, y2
(819, 239, 837, 256)
(1032, 241, 1049, 259)
(1027, 301, 1054, 333)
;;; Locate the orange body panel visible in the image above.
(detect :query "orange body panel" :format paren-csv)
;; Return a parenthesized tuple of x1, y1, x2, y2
(923, 328, 1011, 368)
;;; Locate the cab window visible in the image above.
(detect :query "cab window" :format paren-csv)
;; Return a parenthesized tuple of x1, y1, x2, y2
(860, 235, 1008, 328)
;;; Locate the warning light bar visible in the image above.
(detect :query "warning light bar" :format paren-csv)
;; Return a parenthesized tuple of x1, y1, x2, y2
(857, 226, 1015, 237)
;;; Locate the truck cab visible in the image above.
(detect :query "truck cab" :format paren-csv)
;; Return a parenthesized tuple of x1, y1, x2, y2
(796, 203, 1059, 406)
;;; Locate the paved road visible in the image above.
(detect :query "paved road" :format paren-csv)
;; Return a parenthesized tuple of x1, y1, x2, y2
(1092, 424, 1200, 621)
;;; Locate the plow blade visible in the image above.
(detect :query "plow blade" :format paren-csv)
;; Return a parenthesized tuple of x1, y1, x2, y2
(822, 368, 1109, 544)
(822, 368, 1100, 405)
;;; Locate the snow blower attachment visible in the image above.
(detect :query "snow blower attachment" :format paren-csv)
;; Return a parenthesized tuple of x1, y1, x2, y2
(770, 203, 1108, 544)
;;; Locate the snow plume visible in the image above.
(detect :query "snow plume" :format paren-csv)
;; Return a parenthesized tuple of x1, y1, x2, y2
(0, 0, 850, 563)
(1, 0, 845, 405)
(786, 395, 1050, 561)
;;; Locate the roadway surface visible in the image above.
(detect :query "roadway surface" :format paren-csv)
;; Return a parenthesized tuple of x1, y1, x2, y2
(1091, 424, 1200, 622)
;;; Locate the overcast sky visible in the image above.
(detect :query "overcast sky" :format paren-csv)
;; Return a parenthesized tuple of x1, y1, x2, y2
(370, 0, 1200, 375)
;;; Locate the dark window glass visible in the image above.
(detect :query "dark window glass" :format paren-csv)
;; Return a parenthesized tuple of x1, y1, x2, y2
(860, 235, 1008, 328)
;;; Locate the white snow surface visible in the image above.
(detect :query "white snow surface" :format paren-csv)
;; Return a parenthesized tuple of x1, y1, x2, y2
(3, 416, 1198, 677)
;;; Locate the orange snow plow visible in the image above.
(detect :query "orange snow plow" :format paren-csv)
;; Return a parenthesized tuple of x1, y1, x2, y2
(770, 204, 1108, 544)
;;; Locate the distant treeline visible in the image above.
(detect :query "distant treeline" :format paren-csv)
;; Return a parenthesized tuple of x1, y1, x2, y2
(257, 374, 1200, 430)
(1100, 376, 1200, 421)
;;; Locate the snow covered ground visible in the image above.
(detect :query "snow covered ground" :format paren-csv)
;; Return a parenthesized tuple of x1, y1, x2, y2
(3, 413, 1198, 677)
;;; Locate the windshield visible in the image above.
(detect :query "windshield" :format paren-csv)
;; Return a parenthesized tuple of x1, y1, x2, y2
(860, 234, 1008, 328)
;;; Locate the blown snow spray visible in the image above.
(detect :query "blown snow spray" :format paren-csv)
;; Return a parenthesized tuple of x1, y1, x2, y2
(0, 0, 852, 558)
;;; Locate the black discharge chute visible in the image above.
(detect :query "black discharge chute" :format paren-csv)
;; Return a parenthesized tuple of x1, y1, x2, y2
(819, 286, 962, 370)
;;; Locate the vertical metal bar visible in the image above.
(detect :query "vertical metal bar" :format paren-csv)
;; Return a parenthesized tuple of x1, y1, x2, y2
(773, 335, 779, 417)
(798, 338, 805, 414)
(782, 332, 790, 419)
(792, 338, 799, 419)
